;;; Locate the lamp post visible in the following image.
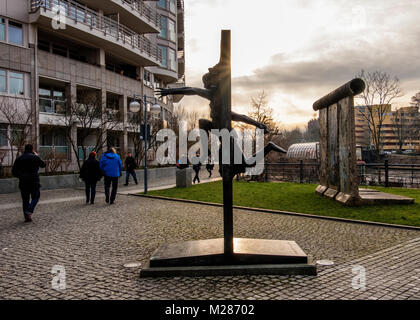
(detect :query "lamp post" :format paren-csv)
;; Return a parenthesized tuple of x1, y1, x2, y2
(129, 94, 161, 194)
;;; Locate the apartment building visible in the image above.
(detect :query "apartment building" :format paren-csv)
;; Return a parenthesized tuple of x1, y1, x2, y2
(355, 105, 420, 153)
(0, 0, 185, 169)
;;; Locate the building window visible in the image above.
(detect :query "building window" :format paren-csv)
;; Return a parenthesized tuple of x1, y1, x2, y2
(160, 16, 167, 39)
(0, 125, 7, 147)
(157, 0, 167, 9)
(0, 18, 5, 42)
(0, 70, 6, 93)
(8, 21, 23, 45)
(168, 19, 176, 42)
(9, 72, 24, 95)
(143, 70, 152, 88)
(159, 46, 168, 68)
(169, 0, 176, 13)
(38, 39, 50, 52)
(52, 44, 67, 57)
(168, 48, 176, 71)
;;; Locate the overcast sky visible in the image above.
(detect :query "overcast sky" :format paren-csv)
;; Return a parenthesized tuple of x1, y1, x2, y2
(181, 0, 420, 129)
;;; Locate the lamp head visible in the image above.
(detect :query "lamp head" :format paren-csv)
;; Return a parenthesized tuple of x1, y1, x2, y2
(129, 100, 141, 113)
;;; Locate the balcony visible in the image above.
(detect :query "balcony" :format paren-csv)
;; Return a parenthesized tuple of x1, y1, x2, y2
(30, 0, 162, 67)
(80, 0, 161, 34)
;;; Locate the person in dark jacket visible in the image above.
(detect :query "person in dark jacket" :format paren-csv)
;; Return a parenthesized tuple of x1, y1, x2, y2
(206, 155, 214, 178)
(192, 152, 202, 184)
(99, 147, 122, 205)
(12, 144, 46, 222)
(124, 152, 138, 186)
(80, 151, 103, 205)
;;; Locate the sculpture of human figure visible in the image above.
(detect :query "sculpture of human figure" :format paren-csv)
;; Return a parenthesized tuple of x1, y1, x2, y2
(156, 61, 286, 179)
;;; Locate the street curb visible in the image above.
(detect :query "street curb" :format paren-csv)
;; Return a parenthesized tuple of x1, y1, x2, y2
(130, 193, 420, 232)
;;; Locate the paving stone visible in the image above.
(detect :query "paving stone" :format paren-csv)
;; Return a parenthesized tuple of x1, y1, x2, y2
(0, 188, 419, 299)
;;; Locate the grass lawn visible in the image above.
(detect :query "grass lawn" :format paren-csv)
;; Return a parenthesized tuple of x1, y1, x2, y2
(146, 181, 420, 227)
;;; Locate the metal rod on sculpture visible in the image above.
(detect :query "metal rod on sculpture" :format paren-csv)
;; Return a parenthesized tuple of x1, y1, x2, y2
(219, 30, 233, 257)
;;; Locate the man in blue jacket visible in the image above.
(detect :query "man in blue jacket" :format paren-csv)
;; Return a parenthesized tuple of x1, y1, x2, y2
(99, 147, 122, 205)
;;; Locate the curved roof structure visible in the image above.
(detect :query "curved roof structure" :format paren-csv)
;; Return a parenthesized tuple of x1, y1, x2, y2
(287, 142, 319, 160)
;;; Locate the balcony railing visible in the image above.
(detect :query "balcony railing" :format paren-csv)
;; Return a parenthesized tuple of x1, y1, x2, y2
(121, 0, 161, 29)
(78, 146, 96, 160)
(39, 97, 67, 114)
(39, 146, 69, 159)
(31, 0, 162, 63)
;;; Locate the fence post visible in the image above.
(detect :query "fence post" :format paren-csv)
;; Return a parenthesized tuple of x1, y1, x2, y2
(299, 160, 303, 184)
(264, 161, 268, 182)
(385, 160, 389, 188)
(412, 164, 415, 185)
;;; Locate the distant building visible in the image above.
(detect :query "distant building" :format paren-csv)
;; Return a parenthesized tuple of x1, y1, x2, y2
(0, 0, 186, 169)
(355, 105, 420, 153)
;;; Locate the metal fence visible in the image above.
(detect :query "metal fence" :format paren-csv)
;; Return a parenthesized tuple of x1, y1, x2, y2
(265, 160, 420, 188)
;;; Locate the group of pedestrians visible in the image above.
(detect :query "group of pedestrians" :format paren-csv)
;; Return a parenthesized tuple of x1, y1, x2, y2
(192, 153, 214, 184)
(12, 145, 138, 223)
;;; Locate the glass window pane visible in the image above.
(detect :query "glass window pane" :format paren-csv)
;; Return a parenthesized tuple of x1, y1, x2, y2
(8, 21, 23, 45)
(0, 70, 6, 93)
(10, 126, 24, 146)
(168, 20, 176, 42)
(159, 46, 167, 68)
(9, 72, 24, 95)
(40, 98, 53, 113)
(54, 131, 66, 146)
(160, 17, 167, 39)
(0, 18, 5, 41)
(38, 39, 50, 52)
(169, 48, 176, 71)
(0, 125, 7, 147)
(39, 87, 51, 97)
(157, 0, 167, 9)
(169, 0, 176, 13)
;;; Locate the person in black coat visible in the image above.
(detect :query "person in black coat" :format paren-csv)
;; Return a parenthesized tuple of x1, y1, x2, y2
(124, 152, 138, 186)
(80, 151, 103, 204)
(12, 144, 46, 222)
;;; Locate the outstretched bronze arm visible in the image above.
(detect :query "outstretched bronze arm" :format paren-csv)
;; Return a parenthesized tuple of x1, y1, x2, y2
(231, 112, 269, 134)
(156, 87, 211, 100)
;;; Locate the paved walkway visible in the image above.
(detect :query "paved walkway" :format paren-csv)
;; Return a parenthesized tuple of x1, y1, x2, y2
(0, 181, 419, 300)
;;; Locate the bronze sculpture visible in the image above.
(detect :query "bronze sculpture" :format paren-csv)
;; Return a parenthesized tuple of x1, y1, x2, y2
(140, 31, 315, 277)
(157, 51, 286, 179)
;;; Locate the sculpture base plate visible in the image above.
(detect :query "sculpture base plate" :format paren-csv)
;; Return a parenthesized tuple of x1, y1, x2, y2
(140, 238, 316, 278)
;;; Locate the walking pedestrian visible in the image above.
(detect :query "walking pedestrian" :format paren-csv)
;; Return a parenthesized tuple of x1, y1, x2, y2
(99, 147, 122, 205)
(192, 152, 202, 184)
(124, 152, 138, 186)
(12, 144, 46, 222)
(206, 155, 214, 178)
(80, 151, 103, 205)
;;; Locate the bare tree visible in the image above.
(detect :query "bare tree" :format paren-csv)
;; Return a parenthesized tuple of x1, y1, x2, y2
(0, 96, 34, 165)
(237, 91, 281, 145)
(356, 70, 403, 157)
(303, 116, 320, 143)
(411, 92, 420, 108)
(56, 91, 121, 170)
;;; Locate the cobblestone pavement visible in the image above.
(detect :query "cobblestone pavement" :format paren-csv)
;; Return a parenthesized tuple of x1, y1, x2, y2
(0, 187, 419, 300)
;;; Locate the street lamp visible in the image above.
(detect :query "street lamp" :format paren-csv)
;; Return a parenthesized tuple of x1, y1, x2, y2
(129, 94, 161, 194)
